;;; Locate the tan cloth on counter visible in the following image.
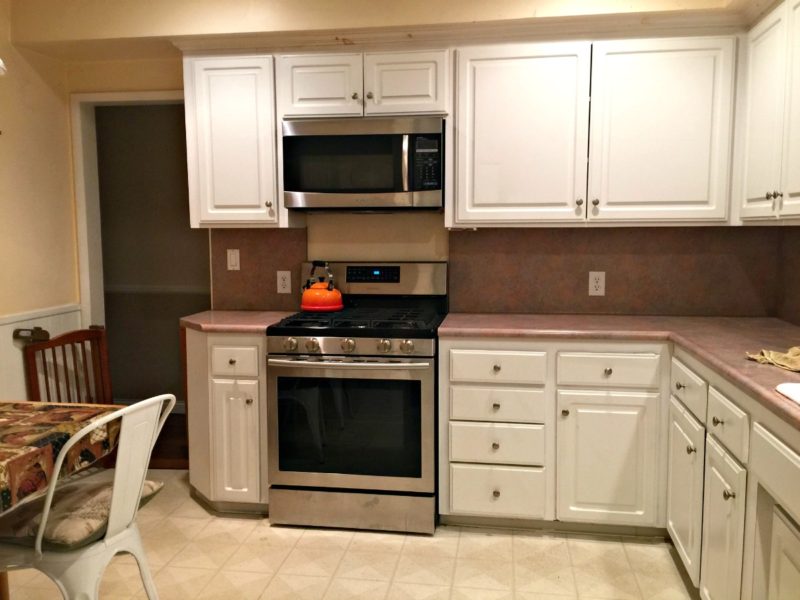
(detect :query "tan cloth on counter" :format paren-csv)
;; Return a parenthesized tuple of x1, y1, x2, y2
(746, 346, 800, 372)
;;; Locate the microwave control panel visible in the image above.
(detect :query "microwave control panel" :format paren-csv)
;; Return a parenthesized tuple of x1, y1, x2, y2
(412, 135, 442, 191)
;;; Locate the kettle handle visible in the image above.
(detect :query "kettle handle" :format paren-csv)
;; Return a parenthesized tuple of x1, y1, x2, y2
(305, 261, 336, 291)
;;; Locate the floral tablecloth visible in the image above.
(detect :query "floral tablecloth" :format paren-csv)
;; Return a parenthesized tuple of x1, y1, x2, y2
(0, 401, 119, 512)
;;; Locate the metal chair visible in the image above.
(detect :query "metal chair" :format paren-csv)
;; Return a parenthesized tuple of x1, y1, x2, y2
(23, 326, 112, 404)
(0, 394, 175, 600)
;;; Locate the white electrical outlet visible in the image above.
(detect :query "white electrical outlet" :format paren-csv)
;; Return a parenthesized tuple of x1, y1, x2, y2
(277, 271, 291, 294)
(589, 271, 605, 296)
(226, 249, 240, 271)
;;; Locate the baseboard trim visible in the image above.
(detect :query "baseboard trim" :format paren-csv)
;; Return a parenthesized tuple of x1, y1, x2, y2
(440, 515, 668, 539)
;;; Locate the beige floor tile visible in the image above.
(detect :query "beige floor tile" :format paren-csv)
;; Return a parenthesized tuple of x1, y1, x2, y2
(279, 546, 346, 577)
(451, 588, 514, 600)
(11, 587, 70, 600)
(403, 530, 459, 557)
(247, 521, 305, 546)
(138, 566, 216, 600)
(453, 558, 513, 591)
(514, 535, 576, 596)
(195, 515, 259, 545)
(224, 541, 292, 573)
(568, 538, 642, 599)
(171, 497, 215, 519)
(323, 577, 390, 599)
(385, 581, 451, 600)
(296, 528, 354, 550)
(513, 533, 571, 562)
(260, 574, 330, 600)
(515, 593, 578, 600)
(7, 568, 39, 587)
(394, 554, 456, 586)
(167, 539, 240, 569)
(349, 530, 407, 553)
(197, 569, 273, 600)
(624, 543, 690, 600)
(98, 560, 150, 597)
(17, 569, 58, 589)
(334, 549, 400, 581)
(458, 528, 513, 561)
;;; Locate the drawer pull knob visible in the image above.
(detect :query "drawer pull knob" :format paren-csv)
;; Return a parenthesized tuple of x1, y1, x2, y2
(492, 489, 501, 498)
(722, 489, 736, 501)
(492, 402, 501, 411)
(712, 416, 724, 426)
(245, 398, 254, 405)
(492, 364, 501, 373)
(229, 358, 237, 365)
(491, 442, 500, 450)
(603, 367, 613, 376)
(675, 382, 686, 390)
(561, 409, 570, 417)
(686, 444, 697, 454)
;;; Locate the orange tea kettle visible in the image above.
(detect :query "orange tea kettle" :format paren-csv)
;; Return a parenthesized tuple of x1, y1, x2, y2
(301, 261, 344, 312)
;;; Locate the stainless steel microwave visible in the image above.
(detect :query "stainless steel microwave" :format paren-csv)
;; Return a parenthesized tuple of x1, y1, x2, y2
(282, 116, 444, 209)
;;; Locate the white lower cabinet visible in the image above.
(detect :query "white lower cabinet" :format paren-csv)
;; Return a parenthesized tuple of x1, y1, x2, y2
(700, 434, 747, 600)
(768, 509, 800, 599)
(450, 464, 546, 519)
(667, 396, 706, 586)
(557, 389, 660, 525)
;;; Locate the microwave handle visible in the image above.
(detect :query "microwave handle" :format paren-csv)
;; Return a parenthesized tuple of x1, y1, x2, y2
(402, 134, 410, 192)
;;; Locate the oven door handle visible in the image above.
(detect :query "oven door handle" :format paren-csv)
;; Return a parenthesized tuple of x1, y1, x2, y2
(268, 358, 431, 370)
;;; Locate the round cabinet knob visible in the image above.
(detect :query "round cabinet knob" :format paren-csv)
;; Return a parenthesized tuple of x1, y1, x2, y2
(675, 382, 686, 391)
(283, 337, 298, 352)
(712, 416, 724, 427)
(592, 198, 600, 207)
(341, 338, 356, 353)
(722, 489, 736, 501)
(603, 367, 613, 376)
(265, 200, 273, 208)
(492, 364, 501, 373)
(399, 339, 415, 354)
(351, 92, 359, 100)
(228, 358, 237, 365)
(245, 398, 254, 405)
(561, 409, 570, 417)
(366, 91, 374, 100)
(492, 402, 501, 411)
(491, 442, 500, 450)
(686, 444, 697, 455)
(775, 190, 784, 199)
(576, 198, 584, 206)
(306, 338, 320, 352)
(766, 191, 775, 200)
(377, 339, 392, 353)
(492, 489, 501, 499)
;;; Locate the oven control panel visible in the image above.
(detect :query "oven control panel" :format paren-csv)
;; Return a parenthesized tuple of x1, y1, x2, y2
(346, 266, 400, 284)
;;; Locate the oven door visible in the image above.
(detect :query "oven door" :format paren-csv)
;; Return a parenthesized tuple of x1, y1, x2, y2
(267, 356, 434, 493)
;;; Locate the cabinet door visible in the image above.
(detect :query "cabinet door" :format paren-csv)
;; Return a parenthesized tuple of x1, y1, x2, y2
(276, 54, 363, 117)
(210, 379, 260, 503)
(557, 389, 659, 526)
(588, 37, 735, 222)
(363, 50, 448, 115)
(184, 56, 278, 226)
(781, 0, 800, 217)
(768, 508, 800, 600)
(699, 435, 747, 600)
(667, 397, 706, 587)
(742, 3, 789, 219)
(455, 42, 590, 224)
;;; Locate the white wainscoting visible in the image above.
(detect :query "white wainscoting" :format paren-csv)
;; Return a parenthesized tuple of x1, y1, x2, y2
(0, 305, 82, 400)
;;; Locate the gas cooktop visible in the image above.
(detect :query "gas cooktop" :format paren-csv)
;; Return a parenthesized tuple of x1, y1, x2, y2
(268, 306, 446, 339)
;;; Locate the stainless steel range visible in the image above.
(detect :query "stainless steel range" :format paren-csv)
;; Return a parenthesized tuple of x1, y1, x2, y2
(266, 262, 447, 534)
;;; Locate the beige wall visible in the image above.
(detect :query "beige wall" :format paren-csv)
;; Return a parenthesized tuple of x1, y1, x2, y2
(67, 58, 183, 94)
(0, 0, 77, 316)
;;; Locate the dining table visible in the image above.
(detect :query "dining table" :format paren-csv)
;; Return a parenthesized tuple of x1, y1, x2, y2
(0, 400, 121, 600)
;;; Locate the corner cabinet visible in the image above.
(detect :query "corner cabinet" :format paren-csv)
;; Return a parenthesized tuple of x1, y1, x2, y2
(741, 0, 800, 220)
(183, 55, 279, 227)
(276, 50, 449, 117)
(186, 329, 267, 511)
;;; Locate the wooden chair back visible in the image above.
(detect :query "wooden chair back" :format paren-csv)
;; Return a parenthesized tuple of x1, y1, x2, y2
(23, 326, 112, 404)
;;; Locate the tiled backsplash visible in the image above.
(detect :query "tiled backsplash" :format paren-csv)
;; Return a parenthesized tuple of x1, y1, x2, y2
(210, 224, 799, 323)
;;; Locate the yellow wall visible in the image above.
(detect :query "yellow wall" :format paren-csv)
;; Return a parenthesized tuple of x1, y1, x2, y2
(67, 58, 183, 93)
(0, 0, 77, 316)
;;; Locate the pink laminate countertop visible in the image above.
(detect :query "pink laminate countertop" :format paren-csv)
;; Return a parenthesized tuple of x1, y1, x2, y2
(180, 310, 292, 333)
(440, 314, 800, 430)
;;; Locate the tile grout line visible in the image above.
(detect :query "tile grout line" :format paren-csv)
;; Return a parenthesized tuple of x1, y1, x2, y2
(621, 541, 648, 600)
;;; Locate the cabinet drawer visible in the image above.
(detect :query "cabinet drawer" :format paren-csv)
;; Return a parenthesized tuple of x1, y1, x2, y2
(450, 464, 546, 519)
(707, 387, 749, 464)
(450, 386, 546, 423)
(211, 345, 260, 377)
(450, 350, 546, 385)
(557, 351, 661, 388)
(670, 358, 708, 422)
(450, 422, 545, 466)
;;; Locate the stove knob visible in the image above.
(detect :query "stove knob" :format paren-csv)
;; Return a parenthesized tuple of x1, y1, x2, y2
(341, 338, 356, 353)
(399, 339, 415, 354)
(283, 337, 298, 352)
(305, 338, 320, 353)
(377, 339, 392, 353)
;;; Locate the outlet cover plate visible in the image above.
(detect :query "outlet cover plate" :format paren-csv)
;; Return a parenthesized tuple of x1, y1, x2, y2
(226, 249, 240, 271)
(277, 270, 291, 294)
(589, 271, 605, 296)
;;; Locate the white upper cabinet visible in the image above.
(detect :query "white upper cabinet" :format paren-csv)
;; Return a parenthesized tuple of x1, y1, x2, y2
(741, 3, 789, 219)
(277, 50, 448, 117)
(184, 55, 278, 227)
(588, 37, 735, 222)
(781, 0, 800, 217)
(276, 53, 364, 117)
(363, 50, 448, 114)
(455, 42, 591, 224)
